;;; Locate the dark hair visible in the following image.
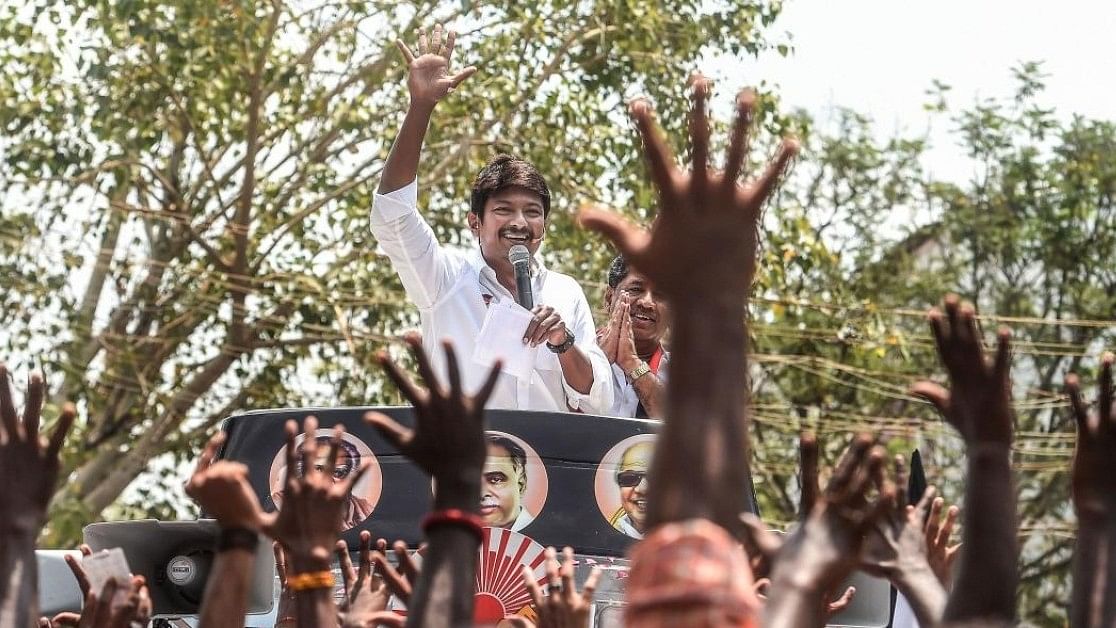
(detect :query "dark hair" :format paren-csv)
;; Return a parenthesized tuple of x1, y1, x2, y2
(485, 433, 528, 479)
(607, 254, 630, 288)
(295, 436, 360, 478)
(470, 154, 551, 218)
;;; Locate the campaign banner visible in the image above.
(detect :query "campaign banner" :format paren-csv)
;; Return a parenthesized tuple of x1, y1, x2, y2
(218, 406, 756, 558)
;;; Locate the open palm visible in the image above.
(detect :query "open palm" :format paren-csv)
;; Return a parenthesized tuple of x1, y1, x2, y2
(397, 25, 476, 106)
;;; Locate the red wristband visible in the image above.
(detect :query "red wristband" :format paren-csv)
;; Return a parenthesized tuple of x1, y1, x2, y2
(421, 509, 485, 543)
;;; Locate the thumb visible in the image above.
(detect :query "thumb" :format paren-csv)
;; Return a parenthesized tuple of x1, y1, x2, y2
(578, 205, 649, 262)
(910, 381, 951, 416)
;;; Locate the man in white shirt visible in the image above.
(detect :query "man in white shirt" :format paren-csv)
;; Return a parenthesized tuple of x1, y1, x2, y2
(370, 25, 612, 414)
(598, 255, 669, 418)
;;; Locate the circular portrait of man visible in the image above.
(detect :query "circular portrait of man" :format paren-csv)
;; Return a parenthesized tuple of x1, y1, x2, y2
(268, 429, 383, 531)
(594, 435, 655, 540)
(479, 431, 548, 531)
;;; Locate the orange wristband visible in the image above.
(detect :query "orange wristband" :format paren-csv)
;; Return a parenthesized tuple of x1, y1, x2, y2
(286, 570, 335, 591)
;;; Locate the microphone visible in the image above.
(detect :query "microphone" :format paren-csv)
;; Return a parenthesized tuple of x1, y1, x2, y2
(508, 245, 533, 310)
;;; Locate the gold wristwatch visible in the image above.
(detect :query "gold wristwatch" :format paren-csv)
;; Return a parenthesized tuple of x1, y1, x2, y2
(627, 361, 651, 382)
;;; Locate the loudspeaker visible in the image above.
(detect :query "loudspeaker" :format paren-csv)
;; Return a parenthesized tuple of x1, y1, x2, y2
(83, 519, 275, 617)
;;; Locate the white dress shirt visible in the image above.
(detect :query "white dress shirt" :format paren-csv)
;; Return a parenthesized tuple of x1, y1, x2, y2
(607, 351, 669, 418)
(370, 179, 613, 414)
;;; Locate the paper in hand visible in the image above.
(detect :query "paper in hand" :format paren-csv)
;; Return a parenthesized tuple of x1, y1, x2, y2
(473, 299, 538, 380)
(83, 547, 132, 593)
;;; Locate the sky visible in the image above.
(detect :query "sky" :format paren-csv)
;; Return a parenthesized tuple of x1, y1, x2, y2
(712, 0, 1116, 184)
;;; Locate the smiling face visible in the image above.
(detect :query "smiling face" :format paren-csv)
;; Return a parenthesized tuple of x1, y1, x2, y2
(479, 442, 527, 528)
(607, 267, 670, 351)
(469, 186, 547, 279)
(616, 442, 653, 532)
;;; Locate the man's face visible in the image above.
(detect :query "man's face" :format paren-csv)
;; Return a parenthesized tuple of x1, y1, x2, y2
(616, 442, 652, 532)
(609, 269, 670, 346)
(298, 440, 355, 484)
(480, 443, 526, 528)
(471, 186, 547, 273)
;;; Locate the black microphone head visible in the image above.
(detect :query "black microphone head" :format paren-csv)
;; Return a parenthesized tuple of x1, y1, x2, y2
(508, 245, 531, 266)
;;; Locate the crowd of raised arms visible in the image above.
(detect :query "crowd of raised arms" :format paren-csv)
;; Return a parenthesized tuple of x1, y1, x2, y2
(2, 23, 1115, 628)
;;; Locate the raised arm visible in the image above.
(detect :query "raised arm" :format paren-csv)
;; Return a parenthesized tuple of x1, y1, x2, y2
(0, 366, 75, 628)
(1066, 353, 1116, 627)
(580, 75, 797, 530)
(910, 295, 1017, 622)
(364, 334, 501, 628)
(379, 24, 476, 194)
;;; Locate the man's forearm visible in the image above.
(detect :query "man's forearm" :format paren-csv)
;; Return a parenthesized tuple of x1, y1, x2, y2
(944, 446, 1017, 621)
(648, 298, 750, 530)
(408, 484, 481, 628)
(198, 548, 255, 628)
(379, 102, 436, 194)
(0, 532, 39, 628)
(558, 347, 594, 395)
(1071, 515, 1116, 627)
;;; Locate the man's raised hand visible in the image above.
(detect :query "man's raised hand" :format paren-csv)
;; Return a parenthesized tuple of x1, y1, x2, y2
(579, 75, 798, 298)
(1066, 353, 1116, 519)
(364, 333, 500, 509)
(0, 365, 76, 537)
(397, 24, 476, 108)
(184, 432, 268, 532)
(910, 295, 1014, 445)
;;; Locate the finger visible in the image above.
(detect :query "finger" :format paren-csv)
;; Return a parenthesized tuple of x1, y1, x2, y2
(449, 66, 477, 88)
(523, 307, 543, 344)
(892, 455, 908, 509)
(581, 566, 602, 604)
(628, 98, 679, 199)
(927, 307, 950, 364)
(273, 542, 288, 584)
(544, 546, 560, 590)
(925, 497, 943, 543)
(828, 434, 873, 498)
(46, 403, 76, 462)
(64, 553, 91, 596)
(560, 546, 576, 599)
(443, 30, 457, 59)
(404, 332, 442, 397)
(431, 23, 443, 54)
(956, 301, 979, 354)
(748, 139, 799, 217)
(912, 485, 938, 522)
(829, 586, 857, 612)
(532, 314, 562, 346)
(282, 420, 299, 491)
(723, 89, 757, 183)
(522, 564, 545, 607)
(376, 350, 425, 406)
(373, 552, 412, 602)
(359, 530, 373, 583)
(1102, 352, 1115, 427)
(738, 512, 782, 560)
(395, 541, 419, 582)
(417, 28, 428, 55)
(0, 363, 18, 438)
(299, 415, 320, 478)
(1066, 373, 1088, 431)
(910, 381, 951, 417)
(324, 424, 344, 479)
(577, 205, 651, 262)
(194, 431, 226, 477)
(51, 613, 81, 627)
(364, 411, 413, 450)
(475, 360, 503, 408)
(688, 73, 710, 187)
(799, 431, 819, 517)
(939, 504, 960, 547)
(443, 341, 462, 398)
(992, 326, 1012, 384)
(395, 39, 415, 64)
(335, 540, 356, 592)
(22, 370, 44, 438)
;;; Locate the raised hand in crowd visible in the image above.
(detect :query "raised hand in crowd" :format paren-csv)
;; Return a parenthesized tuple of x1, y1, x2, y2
(508, 547, 601, 628)
(581, 74, 797, 534)
(0, 365, 76, 628)
(859, 457, 947, 627)
(911, 295, 1017, 623)
(364, 334, 501, 628)
(380, 24, 476, 194)
(741, 434, 893, 628)
(1066, 353, 1116, 627)
(924, 495, 961, 588)
(336, 532, 403, 628)
(47, 576, 151, 628)
(185, 432, 266, 628)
